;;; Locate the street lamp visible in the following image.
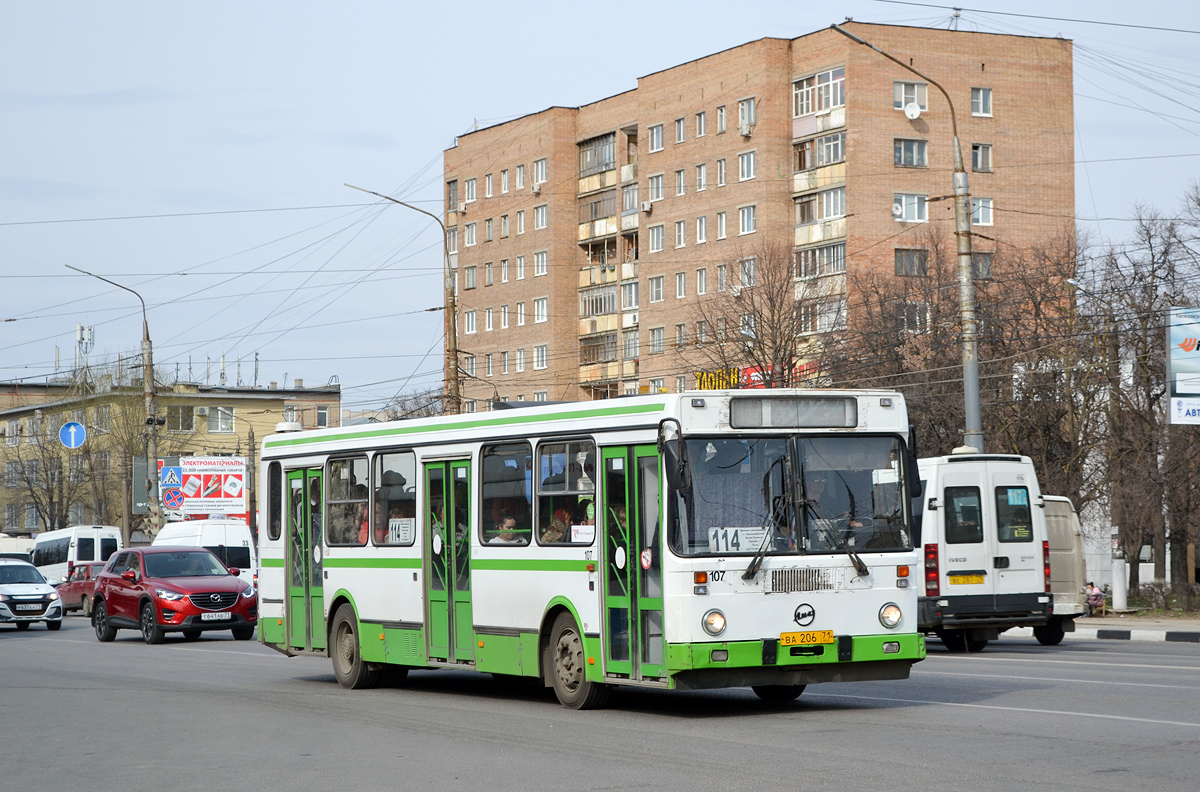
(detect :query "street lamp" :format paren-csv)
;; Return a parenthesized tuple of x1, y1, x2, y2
(345, 184, 461, 414)
(65, 265, 164, 533)
(831, 24, 983, 452)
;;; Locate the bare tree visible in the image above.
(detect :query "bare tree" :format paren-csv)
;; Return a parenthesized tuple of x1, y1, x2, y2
(382, 388, 445, 421)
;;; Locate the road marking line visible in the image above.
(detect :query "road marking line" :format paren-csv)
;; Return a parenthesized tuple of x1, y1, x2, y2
(917, 669, 1200, 691)
(805, 691, 1200, 728)
(927, 655, 1200, 672)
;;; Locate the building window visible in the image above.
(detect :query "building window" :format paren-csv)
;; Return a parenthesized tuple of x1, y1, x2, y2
(579, 133, 615, 178)
(971, 197, 994, 226)
(623, 329, 640, 359)
(676, 272, 686, 299)
(534, 345, 548, 370)
(501, 304, 509, 328)
(740, 313, 756, 339)
(534, 204, 547, 229)
(675, 324, 687, 350)
(717, 211, 726, 239)
(94, 405, 110, 433)
(696, 163, 707, 191)
(580, 285, 618, 317)
(517, 210, 525, 234)
(697, 268, 707, 295)
(534, 251, 547, 276)
(895, 248, 928, 276)
(972, 87, 993, 117)
(738, 151, 756, 181)
(501, 259, 509, 283)
(894, 139, 927, 167)
(716, 158, 726, 186)
(675, 169, 685, 196)
(166, 405, 194, 432)
(5, 461, 19, 487)
(463, 400, 477, 413)
(447, 227, 458, 254)
(904, 302, 930, 333)
(534, 391, 548, 402)
(463, 355, 476, 377)
(800, 299, 847, 334)
(534, 297, 548, 323)
(738, 97, 756, 131)
(696, 111, 706, 137)
(500, 214, 509, 238)
(501, 169, 509, 193)
(464, 222, 476, 246)
(649, 327, 665, 354)
(208, 406, 234, 434)
(484, 262, 493, 286)
(717, 264, 728, 292)
(648, 224, 664, 253)
(464, 310, 477, 334)
(972, 252, 993, 280)
(716, 105, 726, 134)
(675, 220, 685, 249)
(485, 173, 493, 198)
(894, 82, 927, 111)
(516, 164, 525, 189)
(739, 257, 757, 288)
(648, 174, 664, 201)
(893, 193, 928, 223)
(814, 132, 845, 167)
(675, 118, 685, 143)
(696, 216, 707, 244)
(794, 242, 846, 279)
(696, 320, 708, 345)
(534, 158, 547, 184)
(739, 205, 756, 235)
(485, 354, 494, 377)
(972, 143, 992, 172)
(485, 307, 494, 331)
(649, 276, 665, 303)
(516, 255, 525, 279)
(484, 219, 494, 242)
(793, 67, 846, 117)
(622, 183, 639, 212)
(648, 124, 664, 152)
(516, 301, 525, 325)
(517, 348, 526, 372)
(464, 178, 477, 202)
(464, 266, 477, 290)
(621, 282, 639, 310)
(796, 189, 846, 224)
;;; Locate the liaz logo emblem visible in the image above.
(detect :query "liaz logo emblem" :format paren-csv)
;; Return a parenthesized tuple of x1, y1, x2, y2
(794, 603, 815, 627)
(1180, 338, 1199, 352)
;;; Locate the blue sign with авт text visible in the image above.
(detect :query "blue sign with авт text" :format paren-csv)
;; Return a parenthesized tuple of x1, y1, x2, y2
(59, 421, 86, 449)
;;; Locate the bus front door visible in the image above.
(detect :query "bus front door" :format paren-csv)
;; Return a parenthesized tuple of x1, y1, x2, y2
(286, 468, 326, 653)
(424, 459, 474, 664)
(601, 445, 665, 681)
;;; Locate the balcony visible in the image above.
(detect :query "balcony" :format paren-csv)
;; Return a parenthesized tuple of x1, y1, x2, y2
(795, 218, 846, 247)
(793, 162, 845, 194)
(579, 361, 621, 384)
(578, 169, 618, 195)
(620, 162, 638, 182)
(579, 217, 618, 242)
(578, 313, 620, 336)
(792, 107, 846, 139)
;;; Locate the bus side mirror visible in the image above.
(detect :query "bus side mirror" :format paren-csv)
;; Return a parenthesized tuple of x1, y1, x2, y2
(658, 418, 691, 491)
(907, 424, 922, 498)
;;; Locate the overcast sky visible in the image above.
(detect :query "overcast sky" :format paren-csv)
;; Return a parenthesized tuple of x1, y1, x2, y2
(2, 1, 1197, 414)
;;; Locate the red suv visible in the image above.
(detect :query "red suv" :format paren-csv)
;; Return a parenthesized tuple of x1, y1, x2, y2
(92, 546, 257, 644)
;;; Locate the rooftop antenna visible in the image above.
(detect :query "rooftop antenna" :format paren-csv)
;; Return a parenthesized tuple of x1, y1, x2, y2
(236, 356, 242, 387)
(950, 7, 961, 30)
(254, 352, 259, 387)
(188, 356, 193, 382)
(219, 354, 227, 386)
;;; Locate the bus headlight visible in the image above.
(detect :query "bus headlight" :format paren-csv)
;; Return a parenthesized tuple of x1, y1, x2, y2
(879, 602, 902, 629)
(702, 609, 726, 636)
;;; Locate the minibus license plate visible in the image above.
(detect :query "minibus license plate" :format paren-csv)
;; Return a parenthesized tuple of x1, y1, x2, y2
(200, 612, 231, 621)
(780, 630, 834, 646)
(949, 574, 985, 585)
(15, 603, 41, 611)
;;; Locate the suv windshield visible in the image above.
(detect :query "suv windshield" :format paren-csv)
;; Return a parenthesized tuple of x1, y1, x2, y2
(0, 565, 45, 585)
(668, 435, 911, 557)
(144, 551, 227, 578)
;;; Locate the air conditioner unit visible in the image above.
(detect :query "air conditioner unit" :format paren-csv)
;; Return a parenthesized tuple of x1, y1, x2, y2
(640, 201, 653, 213)
(195, 406, 210, 417)
(730, 283, 742, 298)
(457, 202, 467, 214)
(739, 122, 754, 137)
(532, 184, 542, 196)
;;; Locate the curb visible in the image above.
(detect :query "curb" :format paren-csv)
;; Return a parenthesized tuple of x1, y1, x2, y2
(1006, 626, 1200, 643)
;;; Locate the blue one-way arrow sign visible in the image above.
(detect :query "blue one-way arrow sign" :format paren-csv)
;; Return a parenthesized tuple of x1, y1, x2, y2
(59, 421, 86, 449)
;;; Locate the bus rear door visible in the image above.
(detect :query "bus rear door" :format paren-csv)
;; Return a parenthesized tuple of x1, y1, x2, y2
(424, 459, 473, 663)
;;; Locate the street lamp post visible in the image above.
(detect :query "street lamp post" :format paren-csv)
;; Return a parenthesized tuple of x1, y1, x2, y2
(65, 265, 164, 534)
(831, 24, 984, 452)
(345, 184, 461, 415)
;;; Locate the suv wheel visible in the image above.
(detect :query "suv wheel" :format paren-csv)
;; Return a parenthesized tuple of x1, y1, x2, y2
(93, 600, 117, 642)
(140, 603, 165, 645)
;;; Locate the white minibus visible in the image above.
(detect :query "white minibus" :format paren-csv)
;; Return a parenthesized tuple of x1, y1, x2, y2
(31, 525, 122, 584)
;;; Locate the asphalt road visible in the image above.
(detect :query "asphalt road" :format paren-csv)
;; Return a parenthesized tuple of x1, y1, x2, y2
(3, 616, 1198, 791)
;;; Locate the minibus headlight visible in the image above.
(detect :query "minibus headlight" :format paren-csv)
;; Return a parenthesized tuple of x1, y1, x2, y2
(155, 588, 186, 602)
(702, 609, 726, 636)
(879, 602, 902, 629)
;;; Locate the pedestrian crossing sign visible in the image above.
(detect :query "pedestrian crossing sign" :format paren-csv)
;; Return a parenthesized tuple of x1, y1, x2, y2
(160, 466, 182, 487)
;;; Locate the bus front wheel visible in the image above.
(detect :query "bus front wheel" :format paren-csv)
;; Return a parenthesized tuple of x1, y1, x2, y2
(331, 604, 379, 690)
(548, 612, 611, 710)
(752, 684, 805, 702)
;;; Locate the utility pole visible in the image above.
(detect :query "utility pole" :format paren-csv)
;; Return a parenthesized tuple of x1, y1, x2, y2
(344, 184, 461, 414)
(831, 24, 983, 452)
(247, 425, 257, 542)
(66, 265, 164, 534)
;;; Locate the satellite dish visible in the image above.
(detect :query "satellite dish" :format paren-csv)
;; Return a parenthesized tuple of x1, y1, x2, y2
(904, 102, 922, 120)
(892, 203, 904, 218)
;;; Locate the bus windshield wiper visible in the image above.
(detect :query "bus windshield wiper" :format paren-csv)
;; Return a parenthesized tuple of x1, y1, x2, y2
(802, 497, 870, 578)
(743, 457, 789, 581)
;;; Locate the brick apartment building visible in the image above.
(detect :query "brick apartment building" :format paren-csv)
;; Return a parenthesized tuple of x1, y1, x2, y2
(442, 22, 1074, 408)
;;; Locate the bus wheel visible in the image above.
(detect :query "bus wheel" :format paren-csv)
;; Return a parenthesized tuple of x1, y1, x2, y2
(965, 635, 989, 653)
(752, 684, 805, 702)
(1033, 620, 1065, 646)
(548, 612, 611, 710)
(331, 604, 379, 690)
(231, 626, 255, 641)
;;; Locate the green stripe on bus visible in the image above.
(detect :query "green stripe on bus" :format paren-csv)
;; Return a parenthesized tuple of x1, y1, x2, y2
(260, 558, 284, 568)
(323, 557, 422, 569)
(264, 401, 667, 449)
(472, 559, 591, 572)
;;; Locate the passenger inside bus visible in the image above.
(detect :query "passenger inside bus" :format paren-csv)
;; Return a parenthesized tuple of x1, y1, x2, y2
(489, 511, 527, 545)
(540, 509, 570, 543)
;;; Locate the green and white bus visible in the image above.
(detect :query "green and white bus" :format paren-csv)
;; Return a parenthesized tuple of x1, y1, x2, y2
(257, 390, 925, 708)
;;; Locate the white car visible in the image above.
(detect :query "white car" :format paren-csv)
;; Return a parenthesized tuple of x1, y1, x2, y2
(0, 557, 63, 631)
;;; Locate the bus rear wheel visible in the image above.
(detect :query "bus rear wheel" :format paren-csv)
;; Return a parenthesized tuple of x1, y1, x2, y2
(752, 684, 806, 702)
(548, 612, 611, 710)
(331, 604, 379, 690)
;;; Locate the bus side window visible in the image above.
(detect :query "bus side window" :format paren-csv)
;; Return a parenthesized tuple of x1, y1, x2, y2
(481, 442, 532, 545)
(536, 440, 596, 545)
(373, 451, 416, 546)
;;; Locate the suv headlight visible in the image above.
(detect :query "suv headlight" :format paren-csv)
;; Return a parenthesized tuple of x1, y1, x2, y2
(241, 586, 256, 599)
(702, 609, 726, 636)
(155, 588, 186, 601)
(879, 602, 903, 629)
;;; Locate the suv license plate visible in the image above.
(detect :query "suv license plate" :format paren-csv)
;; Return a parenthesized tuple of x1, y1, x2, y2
(200, 612, 232, 621)
(15, 603, 41, 611)
(780, 630, 835, 646)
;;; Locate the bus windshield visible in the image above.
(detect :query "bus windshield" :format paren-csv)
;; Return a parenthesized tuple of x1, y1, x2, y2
(668, 435, 910, 557)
